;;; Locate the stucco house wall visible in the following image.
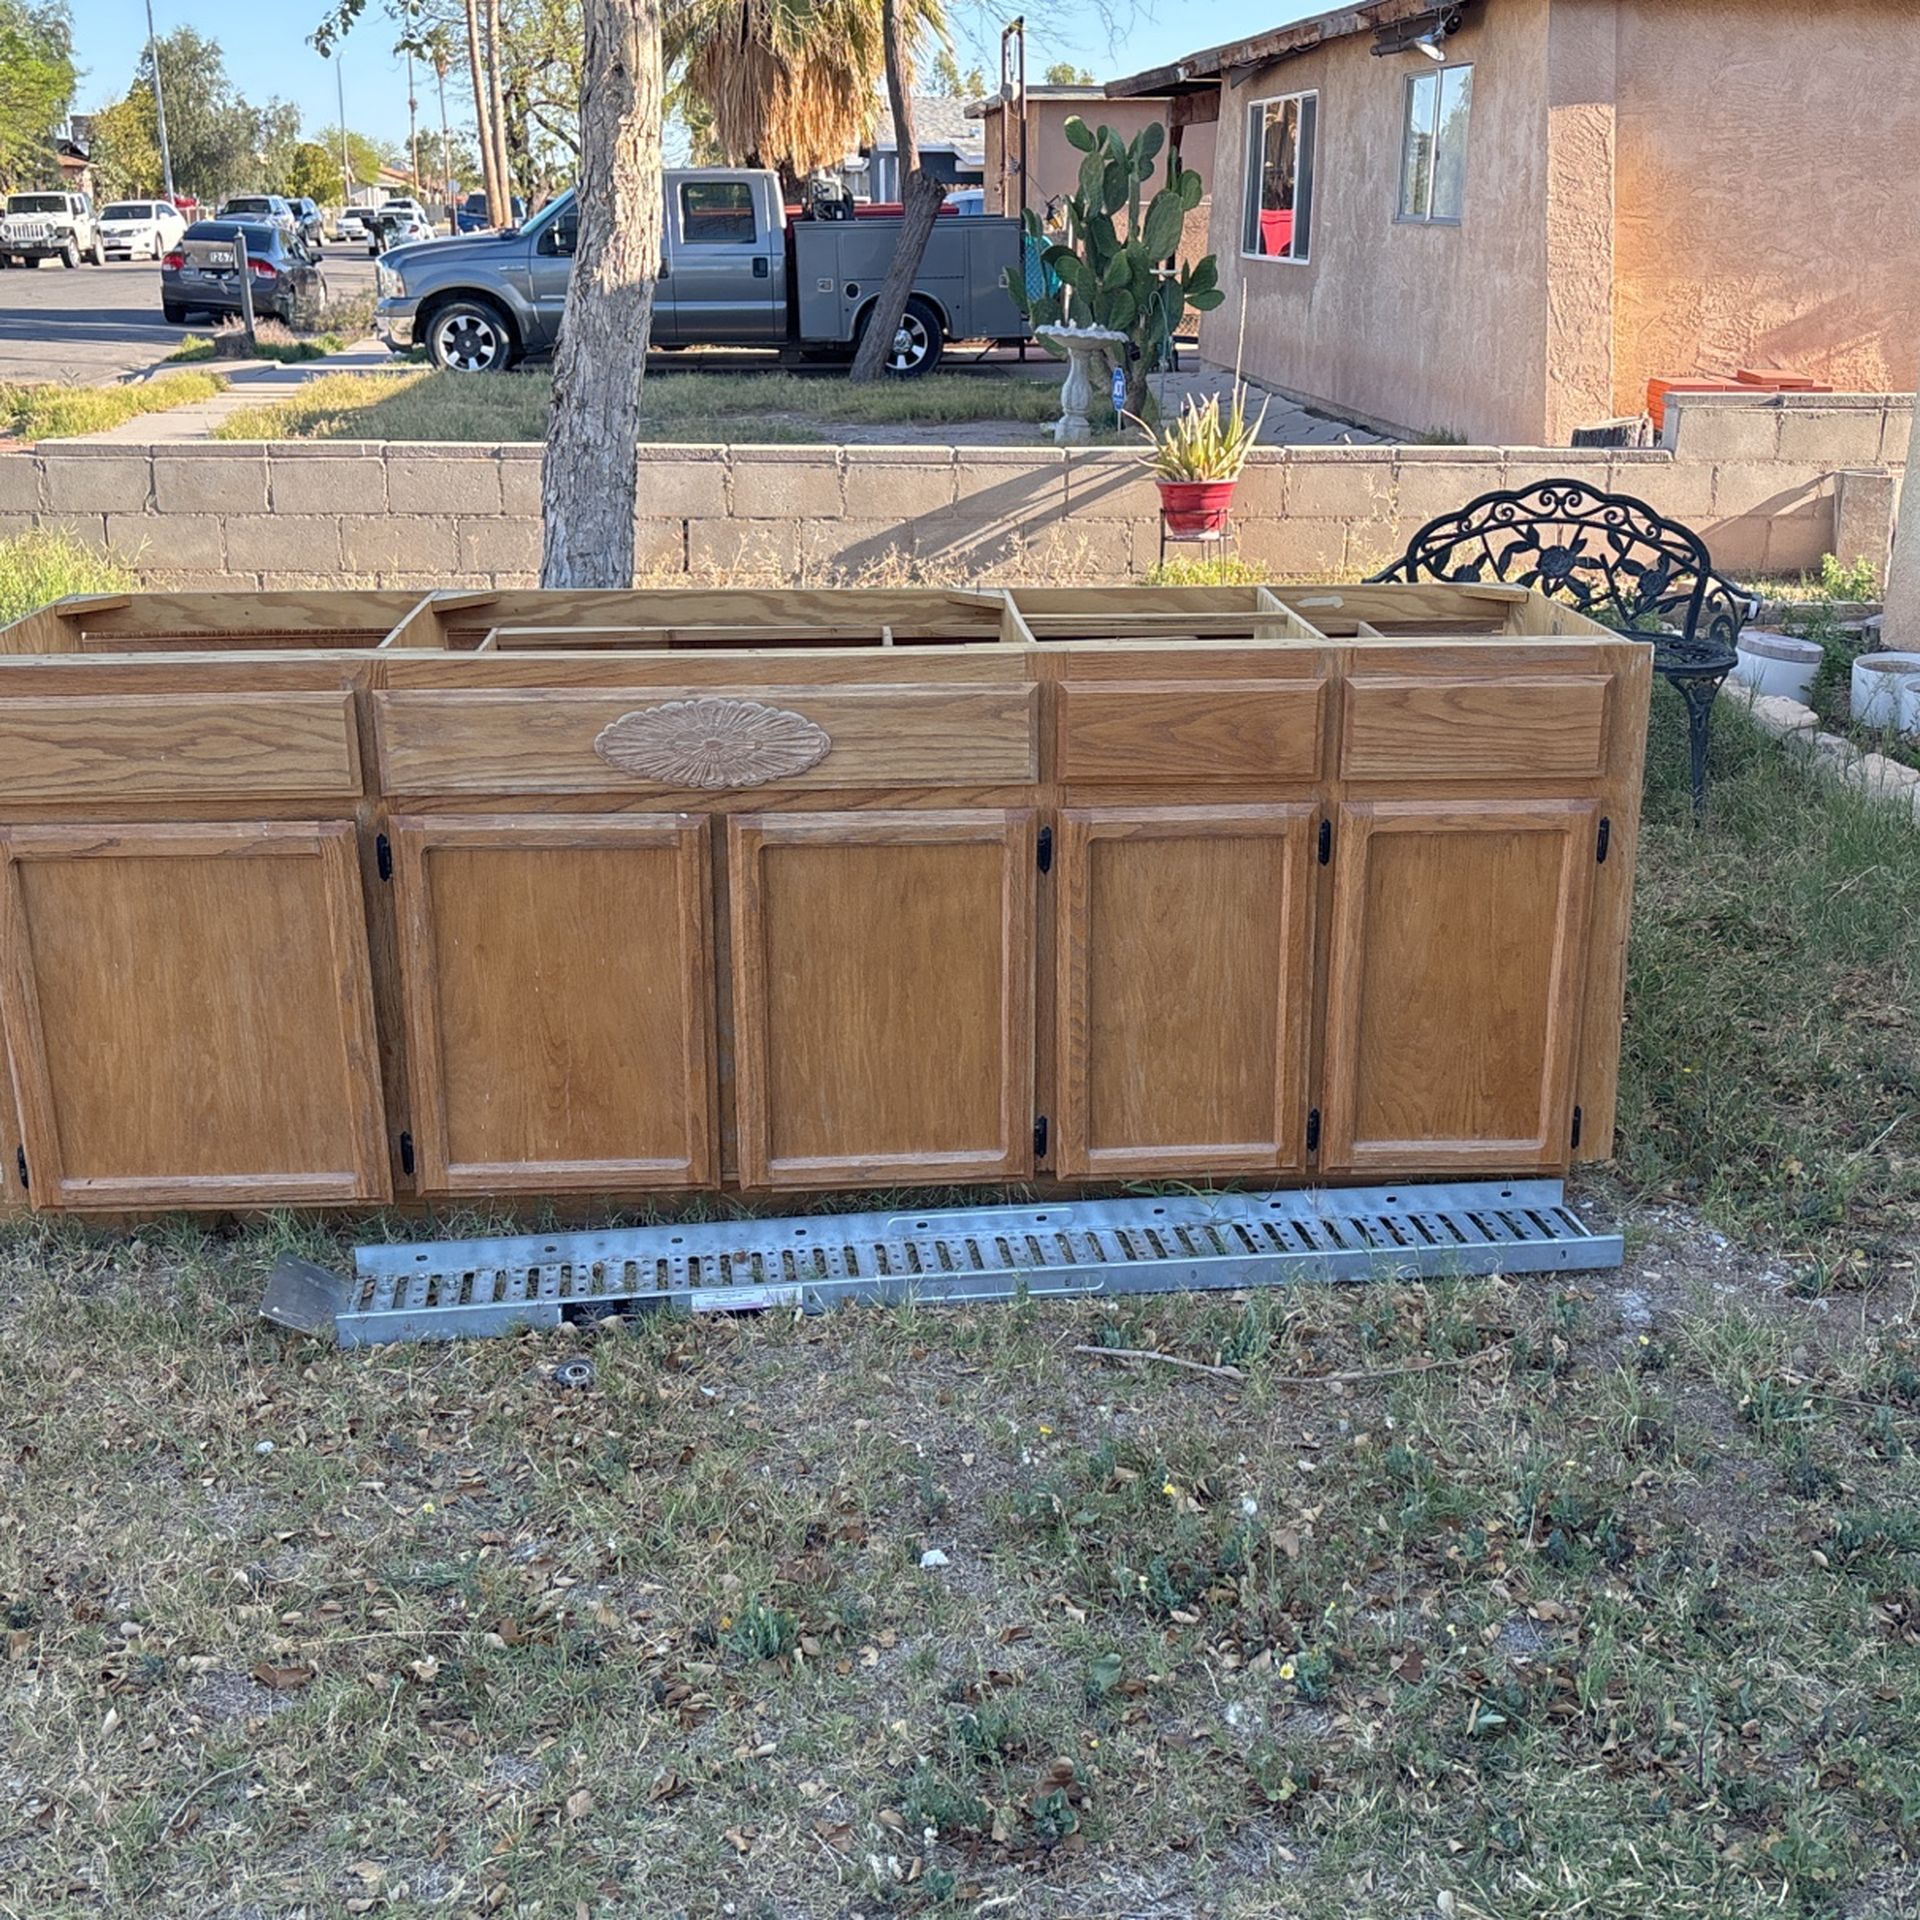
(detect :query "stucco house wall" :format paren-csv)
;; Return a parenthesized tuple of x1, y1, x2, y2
(1172, 0, 1919, 446)
(1196, 0, 1558, 444)
(1610, 0, 1920, 418)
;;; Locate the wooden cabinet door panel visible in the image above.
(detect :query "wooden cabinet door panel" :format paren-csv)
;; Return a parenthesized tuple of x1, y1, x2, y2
(0, 822, 389, 1209)
(729, 810, 1035, 1188)
(390, 815, 715, 1193)
(1322, 801, 1596, 1173)
(1055, 806, 1316, 1177)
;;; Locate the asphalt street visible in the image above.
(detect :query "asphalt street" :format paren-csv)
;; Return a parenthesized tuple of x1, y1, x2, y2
(0, 251, 380, 387)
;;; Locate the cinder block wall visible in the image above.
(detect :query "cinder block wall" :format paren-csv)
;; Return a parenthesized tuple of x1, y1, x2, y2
(0, 393, 1905, 590)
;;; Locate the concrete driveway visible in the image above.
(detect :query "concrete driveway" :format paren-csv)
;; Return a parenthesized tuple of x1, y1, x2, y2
(0, 252, 379, 387)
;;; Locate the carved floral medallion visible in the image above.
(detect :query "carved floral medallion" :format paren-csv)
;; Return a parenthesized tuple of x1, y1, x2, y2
(592, 697, 832, 789)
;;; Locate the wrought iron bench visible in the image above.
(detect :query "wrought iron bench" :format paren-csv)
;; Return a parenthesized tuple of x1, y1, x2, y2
(1369, 478, 1754, 811)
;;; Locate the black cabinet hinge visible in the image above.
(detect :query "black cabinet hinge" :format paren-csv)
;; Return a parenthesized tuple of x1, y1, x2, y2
(398, 1130, 415, 1176)
(1317, 818, 1332, 865)
(1036, 825, 1053, 874)
(1306, 1108, 1321, 1153)
(14, 1146, 26, 1191)
(1571, 1105, 1583, 1150)
(1033, 1115, 1048, 1158)
(1595, 817, 1611, 865)
(376, 832, 393, 882)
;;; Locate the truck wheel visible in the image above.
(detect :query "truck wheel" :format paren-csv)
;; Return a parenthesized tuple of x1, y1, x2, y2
(869, 295, 944, 377)
(162, 301, 188, 324)
(425, 298, 514, 374)
(89, 236, 105, 265)
(61, 241, 79, 269)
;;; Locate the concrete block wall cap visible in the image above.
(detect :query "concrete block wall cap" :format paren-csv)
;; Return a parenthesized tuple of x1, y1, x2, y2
(947, 445, 1066, 465)
(263, 441, 392, 459)
(1269, 444, 1384, 464)
(1493, 447, 1614, 465)
(1738, 628, 1824, 664)
(840, 446, 962, 466)
(1391, 445, 1505, 462)
(37, 441, 158, 460)
(636, 442, 726, 461)
(728, 442, 843, 461)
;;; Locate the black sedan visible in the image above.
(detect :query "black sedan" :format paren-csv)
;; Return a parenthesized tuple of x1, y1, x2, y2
(160, 221, 326, 327)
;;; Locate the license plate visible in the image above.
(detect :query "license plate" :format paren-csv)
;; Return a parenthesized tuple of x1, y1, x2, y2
(202, 247, 233, 267)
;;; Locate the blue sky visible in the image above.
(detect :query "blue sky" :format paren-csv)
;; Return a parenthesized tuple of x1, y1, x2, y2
(66, 0, 1305, 151)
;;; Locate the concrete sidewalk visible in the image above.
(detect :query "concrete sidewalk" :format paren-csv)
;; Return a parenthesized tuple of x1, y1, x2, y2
(75, 339, 409, 443)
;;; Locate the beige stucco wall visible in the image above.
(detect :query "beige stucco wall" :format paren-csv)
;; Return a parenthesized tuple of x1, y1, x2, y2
(1611, 0, 1920, 418)
(1196, 0, 1560, 444)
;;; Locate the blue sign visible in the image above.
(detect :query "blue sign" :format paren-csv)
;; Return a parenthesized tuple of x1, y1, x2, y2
(1111, 365, 1127, 415)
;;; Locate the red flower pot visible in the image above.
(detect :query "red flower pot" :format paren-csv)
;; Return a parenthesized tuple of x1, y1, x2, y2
(1156, 478, 1237, 536)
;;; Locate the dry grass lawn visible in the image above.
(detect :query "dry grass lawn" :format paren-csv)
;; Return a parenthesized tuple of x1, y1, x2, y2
(1, 609, 1917, 1919)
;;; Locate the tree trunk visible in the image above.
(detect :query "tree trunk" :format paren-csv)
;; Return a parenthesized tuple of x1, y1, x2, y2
(847, 0, 942, 385)
(540, 0, 662, 589)
(464, 0, 503, 226)
(484, 0, 514, 207)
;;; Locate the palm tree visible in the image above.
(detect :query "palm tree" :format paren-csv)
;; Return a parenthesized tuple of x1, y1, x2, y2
(663, 0, 944, 180)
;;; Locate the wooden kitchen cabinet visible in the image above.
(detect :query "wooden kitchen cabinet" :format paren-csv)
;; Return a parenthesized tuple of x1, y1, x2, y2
(0, 821, 389, 1209)
(1053, 805, 1318, 1178)
(728, 809, 1036, 1189)
(0, 585, 1649, 1210)
(388, 814, 716, 1194)
(1319, 799, 1599, 1174)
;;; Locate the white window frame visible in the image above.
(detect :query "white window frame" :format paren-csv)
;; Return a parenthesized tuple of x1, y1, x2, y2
(1396, 63, 1472, 226)
(1240, 87, 1318, 266)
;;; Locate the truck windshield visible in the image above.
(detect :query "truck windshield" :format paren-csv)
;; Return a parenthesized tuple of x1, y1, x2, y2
(7, 196, 66, 214)
(522, 191, 573, 242)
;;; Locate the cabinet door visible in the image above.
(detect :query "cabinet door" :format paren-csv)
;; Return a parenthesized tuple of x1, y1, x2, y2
(1321, 800, 1596, 1174)
(0, 822, 389, 1210)
(729, 810, 1035, 1188)
(1055, 806, 1317, 1178)
(390, 815, 715, 1194)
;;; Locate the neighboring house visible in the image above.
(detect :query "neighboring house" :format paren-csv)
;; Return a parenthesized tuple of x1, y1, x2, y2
(1108, 0, 1920, 446)
(968, 84, 1216, 222)
(55, 134, 93, 202)
(850, 97, 985, 202)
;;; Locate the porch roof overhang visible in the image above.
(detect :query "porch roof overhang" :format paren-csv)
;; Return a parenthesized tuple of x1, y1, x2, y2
(1106, 0, 1476, 98)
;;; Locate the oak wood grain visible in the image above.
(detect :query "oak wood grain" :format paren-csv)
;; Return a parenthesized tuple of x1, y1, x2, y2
(1342, 675, 1612, 780)
(1054, 805, 1316, 1178)
(1056, 679, 1327, 782)
(0, 821, 389, 1210)
(728, 809, 1035, 1189)
(1320, 799, 1596, 1173)
(374, 685, 1039, 793)
(0, 692, 363, 801)
(390, 814, 716, 1193)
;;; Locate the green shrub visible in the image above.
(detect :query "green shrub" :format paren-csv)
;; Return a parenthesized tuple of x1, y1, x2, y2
(0, 530, 134, 624)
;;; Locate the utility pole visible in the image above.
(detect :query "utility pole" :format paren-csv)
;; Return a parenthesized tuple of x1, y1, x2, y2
(144, 0, 176, 201)
(335, 53, 351, 205)
(404, 0, 421, 199)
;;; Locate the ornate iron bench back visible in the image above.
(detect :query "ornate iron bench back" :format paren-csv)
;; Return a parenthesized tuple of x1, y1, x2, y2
(1371, 480, 1715, 643)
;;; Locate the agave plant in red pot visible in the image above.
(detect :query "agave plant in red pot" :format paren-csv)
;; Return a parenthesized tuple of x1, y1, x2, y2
(1137, 382, 1269, 537)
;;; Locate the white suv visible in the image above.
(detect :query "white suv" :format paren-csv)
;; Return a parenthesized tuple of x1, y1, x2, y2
(0, 192, 104, 268)
(97, 199, 188, 260)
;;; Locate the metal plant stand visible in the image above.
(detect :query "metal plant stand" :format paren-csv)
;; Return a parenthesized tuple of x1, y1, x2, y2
(264, 1181, 1624, 1348)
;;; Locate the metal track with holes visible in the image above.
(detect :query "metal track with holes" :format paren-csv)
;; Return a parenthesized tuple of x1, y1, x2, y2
(340, 1180, 1619, 1347)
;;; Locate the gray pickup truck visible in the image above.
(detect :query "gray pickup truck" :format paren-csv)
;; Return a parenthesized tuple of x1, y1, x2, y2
(373, 168, 1028, 376)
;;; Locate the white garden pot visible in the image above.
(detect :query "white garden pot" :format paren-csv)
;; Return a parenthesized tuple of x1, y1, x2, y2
(1851, 651, 1920, 730)
(1901, 671, 1920, 740)
(1732, 628, 1823, 705)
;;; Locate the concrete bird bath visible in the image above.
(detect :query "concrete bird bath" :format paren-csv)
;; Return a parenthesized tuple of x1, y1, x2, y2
(1037, 323, 1130, 445)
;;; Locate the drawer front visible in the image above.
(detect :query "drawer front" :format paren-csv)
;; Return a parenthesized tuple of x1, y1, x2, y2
(0, 692, 361, 801)
(1056, 678, 1326, 782)
(374, 685, 1037, 793)
(1342, 675, 1612, 781)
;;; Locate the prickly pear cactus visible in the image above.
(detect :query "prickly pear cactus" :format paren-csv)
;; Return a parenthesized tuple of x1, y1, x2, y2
(1003, 116, 1223, 423)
